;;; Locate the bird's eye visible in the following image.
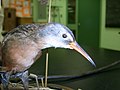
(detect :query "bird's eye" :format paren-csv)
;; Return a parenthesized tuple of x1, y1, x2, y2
(62, 34, 67, 38)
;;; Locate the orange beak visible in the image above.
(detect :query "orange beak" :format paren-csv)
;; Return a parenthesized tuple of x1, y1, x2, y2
(69, 41, 96, 67)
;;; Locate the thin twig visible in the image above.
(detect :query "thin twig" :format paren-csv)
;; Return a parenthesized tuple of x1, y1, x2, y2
(48, 0, 52, 23)
(44, 0, 52, 87)
(45, 52, 49, 87)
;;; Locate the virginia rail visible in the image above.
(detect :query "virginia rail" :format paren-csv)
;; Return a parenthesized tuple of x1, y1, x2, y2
(1, 22, 95, 89)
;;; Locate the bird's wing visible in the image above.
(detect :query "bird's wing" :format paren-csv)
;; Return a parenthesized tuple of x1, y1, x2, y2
(2, 24, 46, 46)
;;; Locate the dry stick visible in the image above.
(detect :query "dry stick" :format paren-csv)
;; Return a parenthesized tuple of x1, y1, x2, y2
(48, 0, 52, 23)
(45, 52, 49, 87)
(45, 0, 52, 87)
(41, 78, 45, 87)
(29, 73, 40, 89)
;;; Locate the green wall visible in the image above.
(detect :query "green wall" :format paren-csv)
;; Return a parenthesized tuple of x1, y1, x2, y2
(77, 0, 100, 48)
(100, 0, 120, 51)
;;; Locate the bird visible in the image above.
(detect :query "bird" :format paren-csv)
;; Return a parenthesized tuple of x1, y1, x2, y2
(1, 22, 95, 90)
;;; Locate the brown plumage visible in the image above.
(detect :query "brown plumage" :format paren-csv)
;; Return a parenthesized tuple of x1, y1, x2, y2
(2, 24, 43, 73)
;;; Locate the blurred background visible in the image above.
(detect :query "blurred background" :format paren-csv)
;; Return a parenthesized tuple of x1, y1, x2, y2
(0, 0, 120, 90)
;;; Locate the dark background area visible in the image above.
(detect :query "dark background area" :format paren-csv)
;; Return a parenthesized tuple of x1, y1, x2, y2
(106, 0, 120, 27)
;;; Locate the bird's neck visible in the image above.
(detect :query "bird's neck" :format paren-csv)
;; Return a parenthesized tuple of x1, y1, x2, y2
(36, 40, 52, 50)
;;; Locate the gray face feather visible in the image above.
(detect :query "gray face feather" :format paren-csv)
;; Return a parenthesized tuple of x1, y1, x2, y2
(38, 23, 76, 49)
(37, 23, 96, 66)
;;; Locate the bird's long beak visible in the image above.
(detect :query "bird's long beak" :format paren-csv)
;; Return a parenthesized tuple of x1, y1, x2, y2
(69, 41, 96, 67)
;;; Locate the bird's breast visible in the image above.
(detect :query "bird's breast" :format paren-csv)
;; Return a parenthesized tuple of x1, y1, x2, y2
(2, 40, 42, 72)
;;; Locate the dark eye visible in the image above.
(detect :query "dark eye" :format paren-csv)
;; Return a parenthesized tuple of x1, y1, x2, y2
(62, 34, 67, 38)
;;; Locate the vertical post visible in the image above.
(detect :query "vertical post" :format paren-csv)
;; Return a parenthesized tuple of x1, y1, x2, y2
(48, 0, 52, 23)
(45, 0, 52, 87)
(45, 52, 49, 87)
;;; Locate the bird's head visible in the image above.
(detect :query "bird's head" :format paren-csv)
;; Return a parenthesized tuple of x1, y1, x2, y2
(37, 22, 95, 66)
